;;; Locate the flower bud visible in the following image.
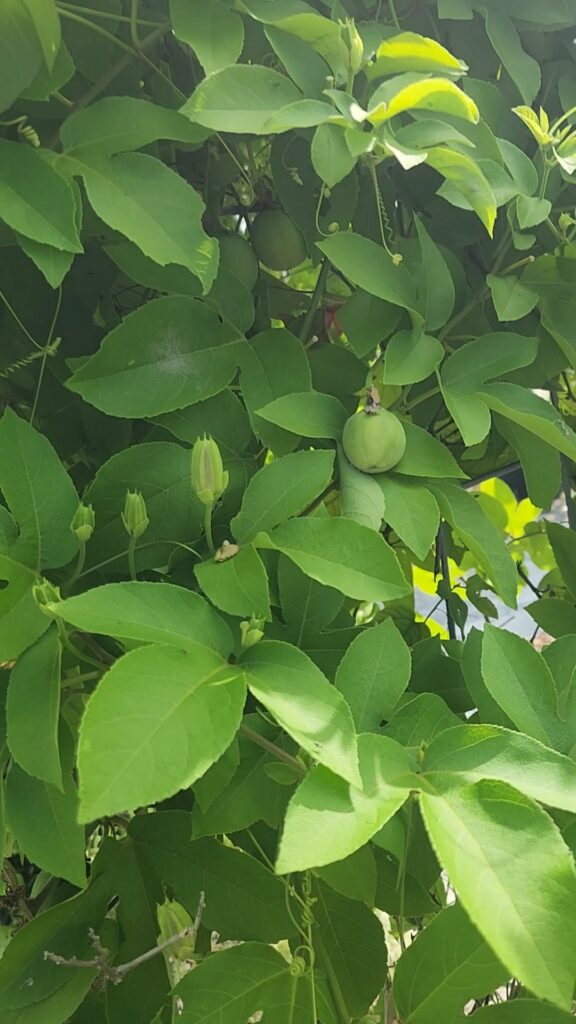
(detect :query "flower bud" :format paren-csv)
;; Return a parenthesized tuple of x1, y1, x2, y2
(240, 615, 265, 649)
(121, 490, 149, 540)
(71, 503, 95, 544)
(157, 898, 196, 962)
(191, 435, 229, 508)
(33, 578, 61, 618)
(340, 18, 364, 75)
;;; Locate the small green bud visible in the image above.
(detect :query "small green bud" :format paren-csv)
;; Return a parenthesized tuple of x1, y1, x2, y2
(71, 503, 95, 544)
(191, 435, 229, 508)
(240, 615, 266, 649)
(33, 578, 61, 618)
(157, 898, 196, 962)
(121, 490, 149, 539)
(340, 17, 364, 75)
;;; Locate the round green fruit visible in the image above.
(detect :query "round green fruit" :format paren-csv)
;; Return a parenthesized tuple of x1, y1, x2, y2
(342, 408, 406, 474)
(251, 210, 307, 271)
(217, 233, 259, 290)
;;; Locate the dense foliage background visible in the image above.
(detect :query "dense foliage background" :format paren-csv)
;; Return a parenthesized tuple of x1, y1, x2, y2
(3, 0, 576, 1021)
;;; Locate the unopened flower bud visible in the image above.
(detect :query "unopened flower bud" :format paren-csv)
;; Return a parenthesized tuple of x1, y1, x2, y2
(240, 615, 266, 649)
(71, 503, 95, 544)
(191, 435, 229, 508)
(340, 18, 364, 75)
(157, 898, 196, 962)
(33, 578, 61, 618)
(122, 490, 149, 539)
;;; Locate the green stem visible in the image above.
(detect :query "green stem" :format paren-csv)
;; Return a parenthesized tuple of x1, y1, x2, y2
(30, 287, 61, 427)
(65, 542, 86, 595)
(397, 797, 415, 952)
(437, 523, 456, 641)
(60, 631, 107, 672)
(204, 505, 215, 556)
(403, 384, 441, 411)
(77, 539, 203, 581)
(239, 724, 306, 776)
(299, 258, 330, 345)
(0, 290, 43, 351)
(387, 0, 400, 28)
(57, 8, 139, 58)
(127, 537, 137, 581)
(314, 934, 349, 1024)
(56, 1, 162, 25)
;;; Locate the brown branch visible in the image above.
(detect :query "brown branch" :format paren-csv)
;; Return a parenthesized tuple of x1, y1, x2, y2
(44, 892, 206, 986)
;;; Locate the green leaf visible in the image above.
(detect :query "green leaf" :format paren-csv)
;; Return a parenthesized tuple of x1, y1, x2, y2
(486, 273, 539, 322)
(481, 626, 559, 745)
(425, 147, 496, 235)
(468, 1001, 576, 1023)
(152, 390, 251, 457)
(278, 556, 344, 640)
(182, 64, 302, 134)
(368, 75, 479, 124)
(170, 0, 244, 75)
(241, 640, 360, 786)
(130, 812, 294, 942)
(394, 421, 467, 479)
(517, 195, 551, 229)
(0, 872, 110, 1011)
(311, 123, 356, 187)
(316, 845, 377, 905)
(335, 619, 411, 731)
(369, 31, 467, 77)
(7, 624, 61, 788)
(338, 289, 403, 359)
(105, 239, 201, 297)
(424, 724, 576, 814)
(276, 733, 413, 872)
(312, 881, 387, 1019)
(67, 297, 242, 418)
(494, 414, 561, 509)
(0, 555, 48, 662)
(541, 298, 576, 367)
(0, 409, 79, 571)
(239, 328, 312, 455)
(6, 726, 85, 889)
(231, 449, 334, 543)
(338, 447, 386, 531)
(0, 141, 81, 252)
(16, 234, 74, 290)
(75, 153, 218, 291)
(84, 442, 202, 574)
(53, 581, 232, 658)
(382, 692, 461, 748)
(21, 0, 60, 72)
(192, 717, 290, 837)
(528, 597, 576, 639)
(241, 1, 348, 77)
(316, 232, 419, 315)
(60, 96, 207, 159)
(480, 383, 576, 461)
(195, 545, 271, 618)
(377, 475, 440, 559)
(78, 644, 246, 822)
(440, 332, 538, 445)
(0, 0, 43, 114)
(461, 628, 514, 728)
(414, 216, 456, 330)
(383, 329, 444, 386)
(420, 779, 576, 1009)
(429, 482, 517, 606)
(263, 517, 410, 602)
(546, 521, 576, 598)
(393, 902, 508, 1024)
(256, 392, 347, 440)
(485, 11, 540, 104)
(175, 942, 327, 1023)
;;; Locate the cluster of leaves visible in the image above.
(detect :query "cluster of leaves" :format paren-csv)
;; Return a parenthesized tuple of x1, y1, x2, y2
(3, 0, 576, 1022)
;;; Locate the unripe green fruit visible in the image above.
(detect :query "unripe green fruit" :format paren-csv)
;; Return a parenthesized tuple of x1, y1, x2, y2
(342, 408, 406, 474)
(217, 233, 258, 290)
(251, 210, 307, 271)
